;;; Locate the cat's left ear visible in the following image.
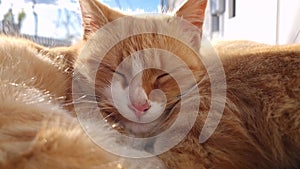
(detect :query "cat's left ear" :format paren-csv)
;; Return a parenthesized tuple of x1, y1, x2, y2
(175, 0, 208, 29)
(79, 0, 124, 40)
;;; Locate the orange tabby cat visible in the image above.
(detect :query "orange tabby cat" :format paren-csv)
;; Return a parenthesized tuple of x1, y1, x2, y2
(0, 0, 299, 169)
(74, 0, 300, 168)
(0, 12, 162, 169)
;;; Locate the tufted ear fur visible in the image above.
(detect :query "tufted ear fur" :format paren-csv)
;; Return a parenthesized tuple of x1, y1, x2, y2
(174, 0, 208, 51)
(175, 0, 208, 29)
(78, 0, 124, 40)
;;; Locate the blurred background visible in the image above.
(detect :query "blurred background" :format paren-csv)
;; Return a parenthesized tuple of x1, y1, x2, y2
(0, 0, 299, 47)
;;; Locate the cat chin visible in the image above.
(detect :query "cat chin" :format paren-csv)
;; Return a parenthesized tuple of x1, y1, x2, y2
(122, 120, 160, 136)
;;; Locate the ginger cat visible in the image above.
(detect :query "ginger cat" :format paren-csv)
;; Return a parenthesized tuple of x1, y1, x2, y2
(0, 0, 300, 169)
(0, 10, 162, 169)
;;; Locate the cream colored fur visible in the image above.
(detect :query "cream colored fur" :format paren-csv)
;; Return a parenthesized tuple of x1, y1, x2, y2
(0, 35, 164, 169)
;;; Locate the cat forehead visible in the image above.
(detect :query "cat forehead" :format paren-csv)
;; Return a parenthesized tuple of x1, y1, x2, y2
(83, 14, 201, 54)
(77, 14, 202, 79)
(117, 15, 199, 34)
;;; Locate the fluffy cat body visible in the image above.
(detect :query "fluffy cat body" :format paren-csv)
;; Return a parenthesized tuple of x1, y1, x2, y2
(0, 0, 299, 169)
(159, 40, 300, 168)
(0, 35, 164, 169)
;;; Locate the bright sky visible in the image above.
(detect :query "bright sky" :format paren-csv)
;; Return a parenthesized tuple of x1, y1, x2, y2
(102, 0, 160, 12)
(0, 0, 160, 40)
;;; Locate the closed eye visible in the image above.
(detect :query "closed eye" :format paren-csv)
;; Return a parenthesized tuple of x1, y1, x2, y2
(115, 71, 128, 86)
(156, 73, 169, 80)
(154, 73, 170, 88)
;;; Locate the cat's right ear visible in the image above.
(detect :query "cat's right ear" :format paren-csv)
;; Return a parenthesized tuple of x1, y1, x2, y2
(175, 0, 208, 29)
(79, 0, 124, 40)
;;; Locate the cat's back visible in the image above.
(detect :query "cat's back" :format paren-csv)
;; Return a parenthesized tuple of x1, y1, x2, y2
(0, 35, 107, 169)
(214, 40, 300, 168)
(211, 40, 300, 85)
(213, 40, 300, 73)
(212, 40, 300, 114)
(0, 35, 71, 98)
(213, 40, 300, 56)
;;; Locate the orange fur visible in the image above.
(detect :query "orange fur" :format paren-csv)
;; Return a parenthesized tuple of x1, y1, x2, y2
(75, 0, 300, 168)
(0, 0, 299, 169)
(0, 35, 121, 169)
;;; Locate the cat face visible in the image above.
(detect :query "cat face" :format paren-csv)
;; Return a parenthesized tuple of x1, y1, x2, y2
(76, 0, 207, 137)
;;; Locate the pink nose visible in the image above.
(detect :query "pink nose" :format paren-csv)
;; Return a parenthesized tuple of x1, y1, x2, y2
(131, 102, 150, 117)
